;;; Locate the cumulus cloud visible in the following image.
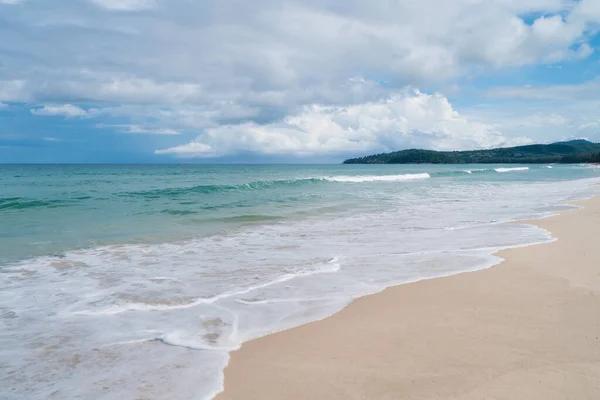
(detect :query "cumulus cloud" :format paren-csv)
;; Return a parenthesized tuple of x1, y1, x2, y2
(31, 104, 91, 118)
(2, 0, 600, 157)
(571, 0, 600, 23)
(156, 89, 531, 158)
(1, 0, 599, 106)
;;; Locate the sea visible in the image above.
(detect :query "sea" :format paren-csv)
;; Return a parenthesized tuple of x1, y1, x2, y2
(1, 163, 599, 399)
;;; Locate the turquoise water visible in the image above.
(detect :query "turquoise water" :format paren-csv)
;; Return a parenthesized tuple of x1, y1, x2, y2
(1, 163, 599, 399)
(2, 164, 596, 265)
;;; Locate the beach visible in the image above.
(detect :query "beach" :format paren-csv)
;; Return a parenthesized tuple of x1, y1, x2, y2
(2, 165, 599, 399)
(216, 196, 600, 400)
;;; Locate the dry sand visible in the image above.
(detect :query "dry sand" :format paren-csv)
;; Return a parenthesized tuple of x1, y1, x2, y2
(216, 197, 600, 400)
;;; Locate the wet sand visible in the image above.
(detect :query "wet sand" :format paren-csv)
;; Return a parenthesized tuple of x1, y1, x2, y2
(216, 197, 600, 400)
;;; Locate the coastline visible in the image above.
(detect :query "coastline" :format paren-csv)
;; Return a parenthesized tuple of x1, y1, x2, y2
(215, 196, 600, 399)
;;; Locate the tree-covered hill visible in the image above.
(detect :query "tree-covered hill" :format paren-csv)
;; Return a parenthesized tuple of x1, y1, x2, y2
(343, 140, 600, 164)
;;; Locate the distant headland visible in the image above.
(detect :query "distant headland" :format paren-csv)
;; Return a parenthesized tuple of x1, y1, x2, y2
(343, 140, 600, 164)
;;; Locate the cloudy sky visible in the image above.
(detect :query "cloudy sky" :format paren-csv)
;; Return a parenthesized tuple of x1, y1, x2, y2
(1, 0, 599, 163)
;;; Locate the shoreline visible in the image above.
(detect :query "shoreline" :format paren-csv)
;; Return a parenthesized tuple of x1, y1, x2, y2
(215, 195, 600, 399)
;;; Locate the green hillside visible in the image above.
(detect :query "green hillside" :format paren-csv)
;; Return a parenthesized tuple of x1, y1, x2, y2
(343, 140, 600, 164)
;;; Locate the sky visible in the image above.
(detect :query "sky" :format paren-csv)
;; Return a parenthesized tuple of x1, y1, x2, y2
(0, 0, 599, 163)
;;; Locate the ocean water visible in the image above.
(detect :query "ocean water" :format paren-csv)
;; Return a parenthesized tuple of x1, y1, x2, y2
(1, 163, 599, 399)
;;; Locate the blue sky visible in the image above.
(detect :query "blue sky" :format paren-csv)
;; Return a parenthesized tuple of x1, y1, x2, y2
(1, 0, 599, 163)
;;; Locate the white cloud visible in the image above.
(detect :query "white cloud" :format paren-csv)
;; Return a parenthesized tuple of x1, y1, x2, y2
(63, 76, 203, 104)
(1, 0, 599, 107)
(487, 78, 600, 100)
(97, 124, 180, 135)
(462, 83, 600, 145)
(579, 122, 599, 130)
(0, 0, 25, 4)
(2, 76, 204, 105)
(2, 0, 600, 158)
(124, 125, 179, 135)
(571, 0, 600, 23)
(503, 113, 569, 128)
(31, 104, 91, 118)
(156, 89, 530, 158)
(89, 0, 156, 11)
(157, 142, 213, 156)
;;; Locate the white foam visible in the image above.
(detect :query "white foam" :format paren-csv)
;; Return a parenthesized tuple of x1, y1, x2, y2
(546, 165, 553, 168)
(323, 173, 431, 182)
(75, 258, 341, 316)
(2, 176, 599, 400)
(157, 332, 240, 352)
(462, 168, 491, 174)
(495, 167, 530, 173)
(235, 296, 339, 305)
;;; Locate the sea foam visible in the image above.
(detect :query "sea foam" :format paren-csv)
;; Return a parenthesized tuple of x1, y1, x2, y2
(2, 172, 599, 400)
(494, 167, 530, 173)
(323, 173, 431, 182)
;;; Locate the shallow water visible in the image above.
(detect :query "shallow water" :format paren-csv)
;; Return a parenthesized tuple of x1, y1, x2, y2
(1, 163, 599, 399)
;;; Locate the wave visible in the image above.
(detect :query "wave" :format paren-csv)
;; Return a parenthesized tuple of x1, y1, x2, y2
(430, 168, 492, 177)
(33, 166, 542, 208)
(115, 167, 540, 201)
(156, 332, 240, 352)
(217, 214, 283, 223)
(461, 168, 492, 175)
(3, 166, 540, 212)
(122, 174, 433, 198)
(121, 178, 325, 198)
(322, 173, 431, 182)
(494, 167, 530, 173)
(159, 209, 198, 216)
(0, 197, 71, 211)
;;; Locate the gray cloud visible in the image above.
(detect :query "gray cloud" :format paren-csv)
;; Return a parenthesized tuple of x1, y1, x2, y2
(89, 0, 157, 11)
(2, 0, 598, 106)
(1, 0, 599, 157)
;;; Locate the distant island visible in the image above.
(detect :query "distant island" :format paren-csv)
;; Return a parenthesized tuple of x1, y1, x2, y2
(343, 140, 600, 164)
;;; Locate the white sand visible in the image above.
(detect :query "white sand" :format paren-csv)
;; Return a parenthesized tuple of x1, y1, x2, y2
(216, 197, 600, 400)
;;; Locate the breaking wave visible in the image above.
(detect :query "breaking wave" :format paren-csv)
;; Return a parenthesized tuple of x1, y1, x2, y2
(494, 167, 530, 173)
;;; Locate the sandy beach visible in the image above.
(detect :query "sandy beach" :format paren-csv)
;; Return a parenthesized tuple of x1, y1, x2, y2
(216, 196, 600, 400)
